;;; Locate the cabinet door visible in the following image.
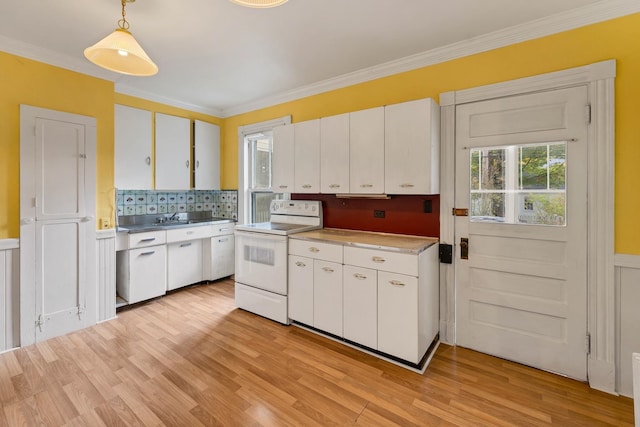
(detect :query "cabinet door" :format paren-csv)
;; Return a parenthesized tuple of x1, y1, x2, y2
(385, 98, 440, 194)
(294, 119, 321, 193)
(167, 239, 203, 290)
(320, 113, 350, 193)
(115, 105, 152, 189)
(194, 120, 220, 190)
(288, 255, 313, 325)
(208, 235, 234, 281)
(343, 265, 377, 349)
(350, 107, 384, 193)
(155, 113, 191, 190)
(272, 124, 295, 193)
(128, 245, 167, 304)
(313, 260, 343, 337)
(377, 271, 419, 363)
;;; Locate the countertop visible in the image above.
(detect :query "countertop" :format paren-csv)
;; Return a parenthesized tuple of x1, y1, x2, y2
(117, 218, 235, 234)
(290, 228, 438, 254)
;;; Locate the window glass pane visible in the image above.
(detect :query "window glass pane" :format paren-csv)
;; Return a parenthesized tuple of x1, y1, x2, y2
(250, 136, 272, 190)
(251, 192, 276, 223)
(470, 141, 566, 226)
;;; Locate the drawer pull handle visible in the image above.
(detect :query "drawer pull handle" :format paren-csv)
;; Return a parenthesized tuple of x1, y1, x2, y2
(279, 185, 288, 189)
(322, 267, 334, 273)
(372, 256, 386, 263)
(145, 156, 151, 165)
(354, 273, 367, 280)
(302, 184, 312, 189)
(295, 261, 306, 268)
(180, 243, 192, 248)
(400, 183, 415, 188)
(389, 280, 405, 287)
(219, 228, 230, 232)
(309, 247, 320, 253)
(360, 184, 373, 188)
(329, 184, 340, 188)
(218, 238, 228, 243)
(139, 238, 156, 242)
(140, 251, 155, 256)
(187, 231, 194, 235)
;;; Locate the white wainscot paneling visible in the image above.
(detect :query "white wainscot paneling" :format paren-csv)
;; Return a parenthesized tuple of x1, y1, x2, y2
(97, 230, 116, 322)
(0, 239, 19, 352)
(616, 254, 640, 398)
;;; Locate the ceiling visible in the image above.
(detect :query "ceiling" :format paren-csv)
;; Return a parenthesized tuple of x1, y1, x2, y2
(0, 0, 633, 117)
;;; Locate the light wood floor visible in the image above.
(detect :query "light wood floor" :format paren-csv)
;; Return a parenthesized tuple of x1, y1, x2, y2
(0, 279, 633, 426)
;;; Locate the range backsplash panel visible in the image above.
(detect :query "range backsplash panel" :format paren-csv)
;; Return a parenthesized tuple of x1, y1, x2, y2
(292, 194, 439, 238)
(117, 189, 238, 220)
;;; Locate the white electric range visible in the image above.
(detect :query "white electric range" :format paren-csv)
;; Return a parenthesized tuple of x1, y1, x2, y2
(234, 200, 322, 324)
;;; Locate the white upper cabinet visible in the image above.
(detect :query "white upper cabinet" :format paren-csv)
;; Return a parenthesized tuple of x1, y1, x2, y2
(272, 124, 295, 193)
(294, 119, 320, 193)
(115, 105, 153, 190)
(194, 120, 220, 190)
(385, 98, 440, 194)
(349, 106, 385, 194)
(155, 113, 191, 190)
(320, 113, 349, 194)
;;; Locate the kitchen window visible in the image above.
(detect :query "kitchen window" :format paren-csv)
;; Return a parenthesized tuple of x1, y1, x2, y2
(238, 116, 291, 224)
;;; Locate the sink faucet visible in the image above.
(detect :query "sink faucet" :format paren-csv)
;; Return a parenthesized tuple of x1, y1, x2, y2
(168, 212, 180, 221)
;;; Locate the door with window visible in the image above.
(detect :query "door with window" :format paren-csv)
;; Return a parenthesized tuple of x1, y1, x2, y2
(455, 86, 589, 380)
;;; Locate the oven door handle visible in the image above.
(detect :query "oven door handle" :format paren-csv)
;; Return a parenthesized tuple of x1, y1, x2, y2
(234, 230, 288, 242)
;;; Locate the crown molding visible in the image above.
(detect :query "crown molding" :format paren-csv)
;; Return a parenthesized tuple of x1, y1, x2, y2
(114, 85, 223, 117)
(221, 0, 640, 117)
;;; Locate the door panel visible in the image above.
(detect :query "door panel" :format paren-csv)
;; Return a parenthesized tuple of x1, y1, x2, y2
(455, 86, 588, 380)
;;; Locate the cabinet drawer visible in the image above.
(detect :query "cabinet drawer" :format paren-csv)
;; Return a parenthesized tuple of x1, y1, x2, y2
(289, 239, 343, 263)
(128, 231, 166, 249)
(344, 246, 417, 276)
(211, 223, 234, 237)
(166, 226, 212, 243)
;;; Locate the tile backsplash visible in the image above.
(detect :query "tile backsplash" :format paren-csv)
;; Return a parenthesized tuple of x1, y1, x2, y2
(117, 189, 238, 220)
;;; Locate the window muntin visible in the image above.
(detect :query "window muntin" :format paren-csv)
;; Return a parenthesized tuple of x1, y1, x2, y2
(470, 141, 566, 226)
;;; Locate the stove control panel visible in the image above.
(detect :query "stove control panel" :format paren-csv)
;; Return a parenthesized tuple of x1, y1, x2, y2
(270, 200, 321, 217)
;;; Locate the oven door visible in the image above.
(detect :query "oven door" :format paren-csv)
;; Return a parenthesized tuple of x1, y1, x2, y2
(234, 230, 287, 295)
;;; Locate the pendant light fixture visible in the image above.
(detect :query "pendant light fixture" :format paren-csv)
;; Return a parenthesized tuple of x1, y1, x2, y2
(84, 0, 158, 76)
(229, 0, 288, 8)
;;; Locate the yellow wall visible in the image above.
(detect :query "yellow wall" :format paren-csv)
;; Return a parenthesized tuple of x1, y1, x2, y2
(222, 13, 640, 255)
(2, 13, 640, 253)
(0, 52, 114, 239)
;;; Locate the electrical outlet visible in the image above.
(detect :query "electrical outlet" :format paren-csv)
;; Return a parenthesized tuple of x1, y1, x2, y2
(100, 218, 110, 229)
(423, 200, 432, 213)
(373, 210, 385, 218)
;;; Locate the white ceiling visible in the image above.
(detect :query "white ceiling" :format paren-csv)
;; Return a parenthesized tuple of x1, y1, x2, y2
(0, 0, 635, 117)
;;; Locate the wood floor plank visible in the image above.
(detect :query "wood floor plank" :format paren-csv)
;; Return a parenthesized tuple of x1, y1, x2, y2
(0, 279, 633, 427)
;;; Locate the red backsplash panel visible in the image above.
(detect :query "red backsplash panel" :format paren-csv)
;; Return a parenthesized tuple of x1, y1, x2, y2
(292, 194, 439, 238)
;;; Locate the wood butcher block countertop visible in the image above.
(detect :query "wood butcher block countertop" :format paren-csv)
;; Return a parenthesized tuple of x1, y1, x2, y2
(290, 228, 438, 254)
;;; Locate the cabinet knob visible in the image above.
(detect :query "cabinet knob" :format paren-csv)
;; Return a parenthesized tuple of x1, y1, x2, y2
(372, 256, 386, 263)
(145, 156, 151, 165)
(196, 160, 200, 169)
(186, 160, 190, 168)
(389, 280, 405, 287)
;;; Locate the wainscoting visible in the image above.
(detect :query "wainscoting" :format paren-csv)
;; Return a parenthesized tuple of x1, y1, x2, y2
(616, 253, 640, 397)
(0, 239, 19, 352)
(96, 229, 116, 323)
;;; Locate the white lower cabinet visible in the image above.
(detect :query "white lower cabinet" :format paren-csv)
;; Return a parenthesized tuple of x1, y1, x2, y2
(167, 239, 203, 291)
(377, 271, 419, 363)
(206, 234, 234, 281)
(289, 232, 439, 367)
(288, 255, 314, 325)
(117, 245, 167, 304)
(313, 260, 343, 336)
(343, 265, 377, 349)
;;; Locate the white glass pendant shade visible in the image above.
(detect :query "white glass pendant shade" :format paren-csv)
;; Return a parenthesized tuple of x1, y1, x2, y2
(229, 0, 288, 8)
(84, 28, 158, 76)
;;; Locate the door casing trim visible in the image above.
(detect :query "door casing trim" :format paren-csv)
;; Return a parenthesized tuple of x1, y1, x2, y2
(439, 59, 616, 393)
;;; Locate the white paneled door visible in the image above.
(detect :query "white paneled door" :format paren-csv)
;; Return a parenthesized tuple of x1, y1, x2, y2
(20, 106, 96, 345)
(455, 86, 589, 380)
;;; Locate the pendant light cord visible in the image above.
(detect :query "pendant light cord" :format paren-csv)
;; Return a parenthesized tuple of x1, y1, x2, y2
(118, 0, 130, 31)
